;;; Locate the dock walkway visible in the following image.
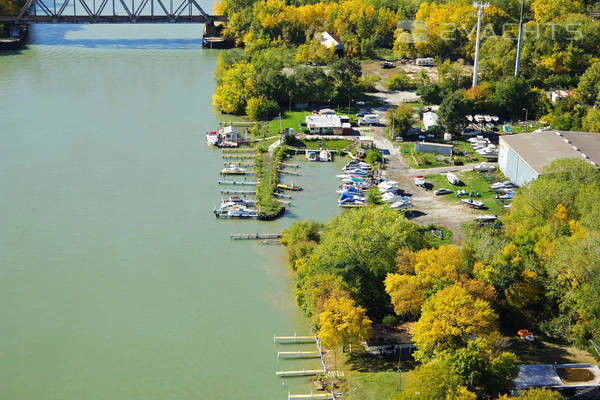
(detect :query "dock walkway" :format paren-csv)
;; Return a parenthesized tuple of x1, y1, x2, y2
(230, 233, 282, 240)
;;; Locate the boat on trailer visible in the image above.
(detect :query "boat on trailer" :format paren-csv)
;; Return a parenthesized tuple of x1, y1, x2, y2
(461, 199, 485, 209)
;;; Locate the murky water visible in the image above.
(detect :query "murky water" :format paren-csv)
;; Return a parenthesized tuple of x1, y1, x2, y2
(0, 17, 344, 400)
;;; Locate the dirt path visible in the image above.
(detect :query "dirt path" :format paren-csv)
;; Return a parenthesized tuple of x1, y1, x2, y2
(361, 127, 475, 244)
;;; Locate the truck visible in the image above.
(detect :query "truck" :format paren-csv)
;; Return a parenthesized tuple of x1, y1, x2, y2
(358, 114, 380, 126)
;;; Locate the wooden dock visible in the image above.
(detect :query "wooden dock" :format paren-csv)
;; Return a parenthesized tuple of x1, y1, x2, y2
(230, 233, 282, 240)
(278, 351, 322, 359)
(220, 171, 256, 175)
(220, 190, 255, 195)
(288, 393, 334, 400)
(223, 155, 256, 159)
(274, 334, 317, 344)
(280, 170, 300, 175)
(279, 162, 300, 168)
(276, 369, 325, 377)
(274, 193, 292, 199)
(340, 203, 367, 208)
(218, 181, 258, 186)
(277, 184, 302, 191)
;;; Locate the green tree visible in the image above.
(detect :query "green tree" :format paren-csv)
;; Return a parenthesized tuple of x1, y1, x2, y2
(365, 148, 383, 165)
(576, 61, 600, 105)
(439, 91, 471, 133)
(583, 108, 600, 132)
(386, 73, 416, 90)
(394, 357, 475, 400)
(366, 188, 383, 205)
(493, 76, 533, 120)
(246, 96, 279, 120)
(498, 388, 564, 400)
(387, 104, 416, 138)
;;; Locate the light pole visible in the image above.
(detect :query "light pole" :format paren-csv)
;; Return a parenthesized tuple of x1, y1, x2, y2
(515, 0, 525, 77)
(523, 108, 528, 132)
(472, 2, 489, 87)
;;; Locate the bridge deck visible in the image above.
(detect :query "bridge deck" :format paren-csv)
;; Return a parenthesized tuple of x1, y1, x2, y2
(0, 15, 226, 23)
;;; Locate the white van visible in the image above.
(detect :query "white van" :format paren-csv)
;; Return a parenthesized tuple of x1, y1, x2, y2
(359, 114, 380, 126)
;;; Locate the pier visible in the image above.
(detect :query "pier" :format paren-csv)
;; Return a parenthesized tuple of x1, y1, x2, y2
(220, 190, 255, 195)
(218, 181, 258, 186)
(220, 171, 255, 175)
(223, 154, 256, 159)
(274, 334, 317, 344)
(277, 351, 321, 359)
(230, 233, 282, 240)
(280, 170, 300, 175)
(288, 393, 335, 400)
(276, 369, 325, 377)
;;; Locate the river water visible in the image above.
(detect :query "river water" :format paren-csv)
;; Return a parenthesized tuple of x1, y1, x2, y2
(0, 15, 344, 400)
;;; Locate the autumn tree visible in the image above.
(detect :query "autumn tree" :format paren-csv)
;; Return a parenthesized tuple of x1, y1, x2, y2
(318, 296, 372, 365)
(498, 388, 564, 400)
(412, 284, 498, 356)
(532, 0, 584, 23)
(213, 61, 256, 114)
(387, 104, 416, 139)
(393, 357, 476, 400)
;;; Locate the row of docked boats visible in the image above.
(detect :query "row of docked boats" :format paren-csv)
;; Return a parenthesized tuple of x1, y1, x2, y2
(468, 136, 498, 159)
(213, 195, 258, 218)
(337, 161, 372, 207)
(307, 150, 332, 162)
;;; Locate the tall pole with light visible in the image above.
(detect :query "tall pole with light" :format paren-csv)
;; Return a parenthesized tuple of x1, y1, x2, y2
(515, 0, 525, 77)
(472, 2, 489, 87)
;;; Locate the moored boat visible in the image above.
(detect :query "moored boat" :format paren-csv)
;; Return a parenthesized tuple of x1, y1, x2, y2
(446, 172, 461, 185)
(461, 199, 485, 209)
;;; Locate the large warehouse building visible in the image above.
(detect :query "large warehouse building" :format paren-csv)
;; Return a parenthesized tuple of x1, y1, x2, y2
(499, 130, 600, 186)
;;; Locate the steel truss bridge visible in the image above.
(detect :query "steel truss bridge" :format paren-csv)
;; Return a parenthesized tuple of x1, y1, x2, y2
(0, 0, 227, 24)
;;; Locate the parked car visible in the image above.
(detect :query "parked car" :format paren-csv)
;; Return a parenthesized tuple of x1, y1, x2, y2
(382, 61, 394, 69)
(356, 101, 366, 106)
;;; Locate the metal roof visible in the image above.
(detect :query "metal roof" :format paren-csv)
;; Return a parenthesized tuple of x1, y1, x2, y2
(500, 131, 600, 174)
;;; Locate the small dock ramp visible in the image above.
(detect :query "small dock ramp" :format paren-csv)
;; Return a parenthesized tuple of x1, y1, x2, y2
(276, 369, 325, 377)
(288, 392, 334, 400)
(274, 334, 317, 344)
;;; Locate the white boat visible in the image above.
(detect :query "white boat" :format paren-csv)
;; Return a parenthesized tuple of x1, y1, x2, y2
(378, 181, 399, 193)
(474, 114, 485, 123)
(214, 205, 258, 218)
(381, 192, 400, 203)
(391, 200, 413, 210)
(466, 115, 473, 122)
(218, 196, 255, 208)
(319, 150, 332, 162)
(461, 199, 485, 209)
(414, 176, 426, 187)
(484, 115, 492, 122)
(307, 151, 318, 162)
(446, 172, 460, 185)
(206, 131, 220, 146)
(221, 164, 247, 174)
(475, 215, 498, 222)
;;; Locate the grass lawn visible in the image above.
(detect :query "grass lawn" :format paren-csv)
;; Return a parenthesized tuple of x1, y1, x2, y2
(509, 336, 598, 365)
(267, 111, 310, 136)
(425, 171, 508, 214)
(422, 225, 454, 247)
(254, 136, 280, 152)
(344, 371, 406, 400)
(302, 139, 354, 149)
(400, 141, 485, 169)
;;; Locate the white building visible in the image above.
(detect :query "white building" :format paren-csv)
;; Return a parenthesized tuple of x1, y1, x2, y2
(305, 115, 343, 135)
(319, 32, 344, 51)
(423, 111, 439, 131)
(499, 130, 600, 186)
(415, 142, 453, 156)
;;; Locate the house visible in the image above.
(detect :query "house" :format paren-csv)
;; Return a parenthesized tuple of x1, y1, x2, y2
(222, 125, 239, 142)
(423, 111, 439, 131)
(305, 114, 343, 135)
(498, 130, 600, 186)
(512, 364, 600, 397)
(319, 32, 344, 52)
(551, 89, 572, 103)
(415, 141, 454, 156)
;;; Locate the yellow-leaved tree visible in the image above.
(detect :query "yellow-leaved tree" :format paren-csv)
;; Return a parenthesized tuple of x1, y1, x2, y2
(412, 283, 498, 357)
(213, 61, 256, 115)
(385, 245, 462, 317)
(318, 296, 372, 366)
(531, 0, 584, 23)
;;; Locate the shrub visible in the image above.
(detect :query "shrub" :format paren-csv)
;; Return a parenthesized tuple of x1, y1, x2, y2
(246, 96, 279, 121)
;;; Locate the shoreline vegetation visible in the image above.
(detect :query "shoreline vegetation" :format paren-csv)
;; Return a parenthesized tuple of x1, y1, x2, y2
(208, 0, 600, 398)
(279, 159, 600, 399)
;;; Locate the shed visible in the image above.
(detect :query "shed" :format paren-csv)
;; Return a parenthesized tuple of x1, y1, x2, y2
(415, 141, 453, 156)
(423, 111, 439, 131)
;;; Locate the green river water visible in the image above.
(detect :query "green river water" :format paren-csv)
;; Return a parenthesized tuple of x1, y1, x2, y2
(0, 16, 345, 400)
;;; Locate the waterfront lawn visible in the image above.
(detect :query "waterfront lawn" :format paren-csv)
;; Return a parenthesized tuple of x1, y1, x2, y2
(421, 225, 454, 247)
(302, 139, 354, 149)
(255, 154, 282, 216)
(344, 371, 406, 400)
(254, 136, 280, 152)
(425, 171, 507, 214)
(400, 141, 485, 169)
(267, 111, 310, 136)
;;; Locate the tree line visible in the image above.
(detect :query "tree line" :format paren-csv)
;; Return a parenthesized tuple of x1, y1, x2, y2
(282, 158, 600, 399)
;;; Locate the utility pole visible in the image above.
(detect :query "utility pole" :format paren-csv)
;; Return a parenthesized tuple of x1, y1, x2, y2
(472, 2, 489, 87)
(515, 0, 525, 76)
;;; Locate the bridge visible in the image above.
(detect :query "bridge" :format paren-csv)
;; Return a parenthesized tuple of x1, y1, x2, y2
(0, 0, 227, 24)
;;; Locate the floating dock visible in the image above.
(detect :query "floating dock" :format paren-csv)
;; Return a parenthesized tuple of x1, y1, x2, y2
(278, 351, 321, 359)
(288, 393, 334, 400)
(274, 193, 292, 199)
(231, 233, 282, 240)
(340, 203, 367, 208)
(220, 171, 255, 175)
(218, 181, 258, 186)
(223, 155, 256, 159)
(279, 162, 300, 168)
(280, 170, 300, 175)
(277, 184, 302, 191)
(220, 190, 255, 195)
(276, 369, 325, 377)
(276, 199, 292, 206)
(274, 334, 317, 344)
